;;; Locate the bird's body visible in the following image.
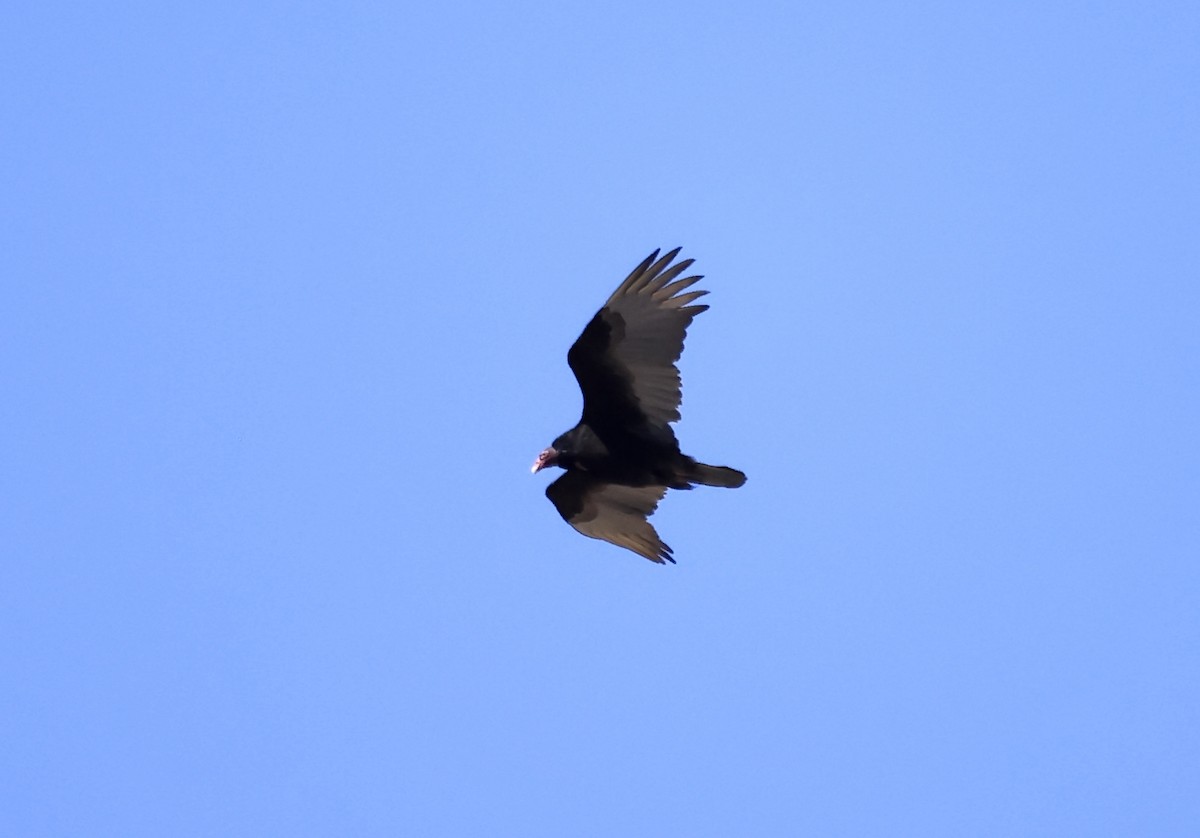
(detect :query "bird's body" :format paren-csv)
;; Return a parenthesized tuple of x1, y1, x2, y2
(532, 248, 745, 564)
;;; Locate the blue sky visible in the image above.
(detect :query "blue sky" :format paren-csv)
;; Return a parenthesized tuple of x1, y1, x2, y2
(3, 2, 1198, 835)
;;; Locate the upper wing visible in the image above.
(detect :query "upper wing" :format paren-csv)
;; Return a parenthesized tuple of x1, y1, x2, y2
(545, 470, 674, 564)
(567, 248, 709, 438)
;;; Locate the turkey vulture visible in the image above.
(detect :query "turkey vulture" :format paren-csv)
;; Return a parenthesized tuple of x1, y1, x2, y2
(532, 248, 746, 564)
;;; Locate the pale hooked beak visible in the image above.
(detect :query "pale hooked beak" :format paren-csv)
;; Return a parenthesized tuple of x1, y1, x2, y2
(531, 447, 558, 473)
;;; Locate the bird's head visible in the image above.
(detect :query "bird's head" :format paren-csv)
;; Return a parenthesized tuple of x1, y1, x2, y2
(530, 446, 560, 474)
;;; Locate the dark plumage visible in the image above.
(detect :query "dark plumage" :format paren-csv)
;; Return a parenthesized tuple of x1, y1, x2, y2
(532, 248, 746, 564)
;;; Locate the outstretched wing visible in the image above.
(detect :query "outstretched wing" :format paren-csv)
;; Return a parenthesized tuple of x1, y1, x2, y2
(545, 470, 674, 564)
(567, 248, 709, 439)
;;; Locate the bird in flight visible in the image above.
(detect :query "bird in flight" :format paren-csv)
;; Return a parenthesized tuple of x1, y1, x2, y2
(532, 248, 746, 564)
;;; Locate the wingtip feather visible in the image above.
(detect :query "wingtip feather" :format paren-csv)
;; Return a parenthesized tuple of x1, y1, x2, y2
(629, 248, 682, 294)
(654, 274, 703, 301)
(667, 289, 709, 308)
(612, 249, 661, 298)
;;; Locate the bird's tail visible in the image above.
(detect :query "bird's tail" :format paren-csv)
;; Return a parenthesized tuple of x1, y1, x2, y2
(688, 462, 747, 488)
